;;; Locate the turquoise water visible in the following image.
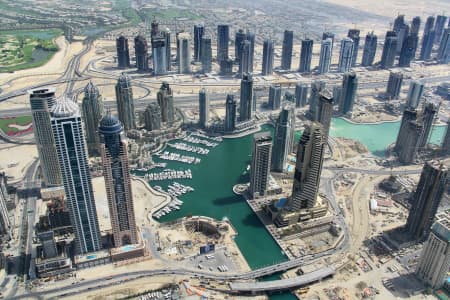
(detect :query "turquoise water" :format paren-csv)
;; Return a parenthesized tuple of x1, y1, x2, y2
(329, 118, 446, 157)
(86, 255, 96, 260)
(141, 118, 446, 299)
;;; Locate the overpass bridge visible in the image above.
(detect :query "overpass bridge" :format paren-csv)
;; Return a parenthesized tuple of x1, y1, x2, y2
(229, 267, 335, 294)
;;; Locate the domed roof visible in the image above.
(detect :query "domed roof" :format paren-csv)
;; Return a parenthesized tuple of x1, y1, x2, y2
(98, 112, 123, 135)
(51, 97, 79, 118)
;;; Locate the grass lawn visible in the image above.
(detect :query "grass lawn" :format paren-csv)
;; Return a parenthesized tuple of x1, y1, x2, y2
(0, 29, 62, 73)
(142, 7, 202, 20)
(0, 116, 33, 136)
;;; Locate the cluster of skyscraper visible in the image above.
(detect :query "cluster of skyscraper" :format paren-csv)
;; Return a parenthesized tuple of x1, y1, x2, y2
(29, 86, 139, 254)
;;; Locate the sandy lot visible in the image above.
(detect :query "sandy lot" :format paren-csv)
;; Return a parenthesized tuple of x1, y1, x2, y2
(0, 144, 38, 182)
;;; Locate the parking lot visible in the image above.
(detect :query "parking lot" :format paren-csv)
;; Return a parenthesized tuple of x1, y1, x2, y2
(183, 247, 238, 273)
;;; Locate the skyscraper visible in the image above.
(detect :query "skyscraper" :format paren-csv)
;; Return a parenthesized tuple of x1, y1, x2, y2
(347, 29, 360, 66)
(393, 14, 406, 33)
(411, 16, 421, 36)
(437, 28, 450, 64)
(399, 34, 418, 67)
(386, 71, 403, 100)
(134, 35, 149, 71)
(395, 24, 410, 54)
(295, 82, 309, 108)
(157, 81, 175, 123)
(338, 38, 354, 73)
(271, 102, 295, 172)
(239, 74, 254, 121)
(217, 25, 229, 62)
(339, 72, 358, 115)
(151, 34, 167, 76)
(99, 113, 138, 247)
(143, 102, 161, 131)
(116, 36, 130, 68)
(115, 73, 135, 131)
(434, 15, 448, 44)
(29, 88, 61, 187)
(245, 31, 255, 74)
(322, 32, 335, 50)
(249, 132, 273, 199)
(314, 92, 334, 139)
(268, 84, 282, 110)
(177, 32, 191, 74)
(201, 35, 212, 73)
(406, 80, 424, 108)
(262, 39, 274, 76)
(238, 40, 252, 77)
(406, 161, 448, 240)
(281, 30, 294, 70)
(416, 211, 450, 289)
(224, 95, 237, 132)
(309, 81, 326, 117)
(199, 88, 209, 128)
(289, 122, 325, 210)
(163, 28, 171, 71)
(361, 32, 377, 66)
(151, 19, 159, 38)
(441, 120, 450, 154)
(318, 38, 332, 74)
(420, 16, 435, 60)
(0, 173, 11, 236)
(193, 23, 204, 61)
(380, 33, 398, 69)
(81, 82, 104, 157)
(418, 102, 438, 148)
(220, 58, 234, 75)
(395, 108, 418, 153)
(51, 99, 102, 254)
(398, 119, 422, 164)
(235, 29, 246, 62)
(299, 39, 313, 73)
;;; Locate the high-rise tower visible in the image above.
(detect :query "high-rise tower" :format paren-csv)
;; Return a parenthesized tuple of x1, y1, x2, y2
(299, 39, 313, 73)
(81, 82, 104, 157)
(177, 32, 191, 74)
(386, 71, 403, 100)
(99, 113, 138, 247)
(420, 16, 435, 60)
(157, 81, 175, 123)
(193, 23, 204, 61)
(309, 81, 326, 117)
(271, 102, 295, 172)
(347, 29, 360, 66)
(418, 102, 438, 148)
(239, 40, 252, 77)
(268, 84, 282, 110)
(217, 25, 229, 62)
(199, 88, 209, 128)
(318, 38, 332, 74)
(235, 29, 246, 62)
(289, 122, 325, 210)
(224, 95, 237, 132)
(239, 74, 254, 121)
(116, 36, 130, 68)
(380, 32, 398, 68)
(29, 88, 61, 186)
(361, 32, 377, 66)
(143, 102, 161, 131)
(314, 92, 334, 139)
(249, 132, 273, 199)
(437, 28, 450, 64)
(0, 173, 11, 236)
(406, 80, 424, 109)
(338, 38, 354, 73)
(51, 99, 102, 254)
(339, 72, 358, 115)
(281, 30, 294, 70)
(399, 34, 418, 67)
(416, 211, 450, 289)
(201, 35, 212, 73)
(115, 73, 135, 131)
(434, 15, 448, 44)
(134, 35, 149, 71)
(406, 161, 448, 240)
(151, 34, 167, 76)
(262, 39, 274, 76)
(295, 83, 309, 108)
